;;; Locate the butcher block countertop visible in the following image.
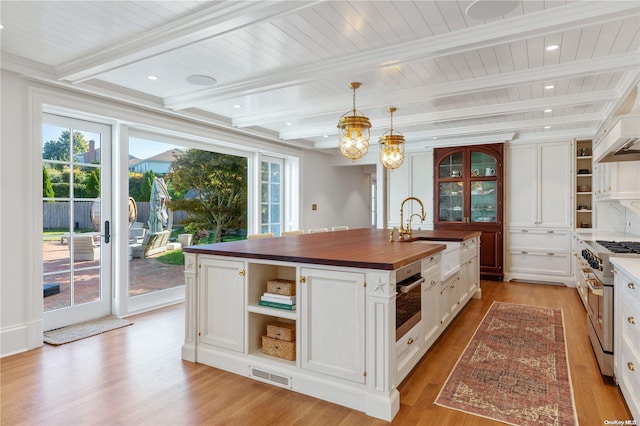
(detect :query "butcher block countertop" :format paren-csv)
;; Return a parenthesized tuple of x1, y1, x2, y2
(183, 228, 455, 270)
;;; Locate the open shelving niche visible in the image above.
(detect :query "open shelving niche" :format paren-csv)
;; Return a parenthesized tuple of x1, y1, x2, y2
(246, 262, 298, 366)
(575, 139, 593, 229)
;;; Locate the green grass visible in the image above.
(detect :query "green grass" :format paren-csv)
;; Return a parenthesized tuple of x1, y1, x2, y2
(156, 250, 185, 265)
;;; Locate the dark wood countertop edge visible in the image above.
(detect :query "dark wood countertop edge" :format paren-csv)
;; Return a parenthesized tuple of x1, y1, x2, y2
(399, 230, 482, 243)
(183, 244, 446, 270)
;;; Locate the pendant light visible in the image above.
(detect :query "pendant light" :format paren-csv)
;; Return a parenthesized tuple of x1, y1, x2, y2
(379, 107, 405, 170)
(337, 82, 371, 161)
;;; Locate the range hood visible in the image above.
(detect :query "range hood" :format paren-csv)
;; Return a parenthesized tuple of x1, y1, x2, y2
(593, 114, 640, 163)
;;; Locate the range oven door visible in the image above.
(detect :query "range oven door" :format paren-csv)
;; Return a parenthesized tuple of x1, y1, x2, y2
(396, 275, 424, 341)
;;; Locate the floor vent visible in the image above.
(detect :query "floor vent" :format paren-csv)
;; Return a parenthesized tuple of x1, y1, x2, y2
(249, 366, 292, 389)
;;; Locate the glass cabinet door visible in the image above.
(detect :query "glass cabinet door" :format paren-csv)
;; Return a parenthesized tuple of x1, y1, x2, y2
(470, 181, 497, 222)
(438, 152, 463, 179)
(438, 181, 464, 222)
(470, 151, 498, 223)
(470, 151, 497, 178)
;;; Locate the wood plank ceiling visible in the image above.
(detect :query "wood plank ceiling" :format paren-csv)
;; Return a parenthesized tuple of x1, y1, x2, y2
(1, 0, 639, 155)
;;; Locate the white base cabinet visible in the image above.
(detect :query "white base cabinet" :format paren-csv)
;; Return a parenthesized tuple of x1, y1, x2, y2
(612, 259, 640, 421)
(504, 229, 572, 285)
(300, 267, 365, 383)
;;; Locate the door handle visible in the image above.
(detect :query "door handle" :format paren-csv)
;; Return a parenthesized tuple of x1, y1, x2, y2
(103, 220, 110, 244)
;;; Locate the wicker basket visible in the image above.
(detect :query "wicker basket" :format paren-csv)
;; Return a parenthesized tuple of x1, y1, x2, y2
(266, 279, 295, 296)
(262, 335, 296, 361)
(267, 322, 296, 342)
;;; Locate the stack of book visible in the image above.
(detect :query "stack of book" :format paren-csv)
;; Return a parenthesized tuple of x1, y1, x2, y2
(258, 292, 296, 311)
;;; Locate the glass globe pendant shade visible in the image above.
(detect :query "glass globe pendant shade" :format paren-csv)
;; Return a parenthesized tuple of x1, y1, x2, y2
(337, 82, 371, 161)
(379, 107, 405, 170)
(379, 134, 405, 170)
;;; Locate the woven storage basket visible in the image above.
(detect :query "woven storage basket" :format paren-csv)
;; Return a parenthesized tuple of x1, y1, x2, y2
(262, 335, 296, 361)
(266, 279, 295, 296)
(267, 322, 296, 342)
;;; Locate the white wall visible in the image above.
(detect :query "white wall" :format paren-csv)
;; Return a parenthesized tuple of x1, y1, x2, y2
(300, 150, 372, 231)
(0, 70, 372, 356)
(1, 71, 42, 356)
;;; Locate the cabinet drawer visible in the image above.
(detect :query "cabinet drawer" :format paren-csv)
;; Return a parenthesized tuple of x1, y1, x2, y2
(617, 333, 640, 420)
(621, 297, 640, 356)
(507, 229, 570, 251)
(618, 274, 640, 307)
(396, 323, 422, 383)
(460, 237, 478, 259)
(507, 251, 570, 275)
(422, 254, 439, 277)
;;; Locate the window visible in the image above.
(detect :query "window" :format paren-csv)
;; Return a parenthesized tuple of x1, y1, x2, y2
(260, 157, 284, 236)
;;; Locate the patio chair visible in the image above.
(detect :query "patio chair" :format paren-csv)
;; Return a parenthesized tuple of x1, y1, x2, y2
(72, 234, 100, 261)
(282, 230, 304, 236)
(131, 230, 170, 258)
(308, 228, 328, 233)
(332, 226, 349, 231)
(247, 233, 274, 239)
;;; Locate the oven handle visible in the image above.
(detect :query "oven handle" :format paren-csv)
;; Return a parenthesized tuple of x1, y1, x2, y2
(586, 278, 604, 296)
(398, 277, 425, 293)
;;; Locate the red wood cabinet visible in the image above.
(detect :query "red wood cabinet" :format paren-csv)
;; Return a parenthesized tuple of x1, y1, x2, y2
(434, 143, 503, 281)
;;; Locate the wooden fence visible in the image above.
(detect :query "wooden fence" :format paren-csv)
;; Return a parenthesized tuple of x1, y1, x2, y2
(43, 201, 188, 230)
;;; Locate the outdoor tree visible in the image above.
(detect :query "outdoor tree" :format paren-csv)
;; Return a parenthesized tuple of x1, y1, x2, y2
(169, 149, 247, 242)
(86, 169, 100, 198)
(140, 170, 155, 202)
(42, 130, 89, 161)
(42, 167, 55, 199)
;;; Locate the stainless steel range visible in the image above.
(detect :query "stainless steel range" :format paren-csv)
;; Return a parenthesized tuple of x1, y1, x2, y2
(581, 240, 640, 376)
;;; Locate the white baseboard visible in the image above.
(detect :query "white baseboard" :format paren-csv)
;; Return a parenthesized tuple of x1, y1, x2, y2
(1, 319, 43, 357)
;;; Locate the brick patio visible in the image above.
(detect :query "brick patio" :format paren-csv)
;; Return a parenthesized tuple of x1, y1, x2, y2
(43, 240, 184, 311)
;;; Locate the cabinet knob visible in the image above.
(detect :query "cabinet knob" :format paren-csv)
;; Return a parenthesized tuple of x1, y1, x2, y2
(547, 252, 555, 256)
(299, 276, 306, 283)
(407, 338, 414, 345)
(608, 185, 612, 190)
(521, 251, 528, 254)
(238, 269, 246, 276)
(521, 229, 528, 233)
(628, 362, 636, 372)
(547, 230, 555, 233)
(629, 282, 636, 290)
(628, 317, 636, 325)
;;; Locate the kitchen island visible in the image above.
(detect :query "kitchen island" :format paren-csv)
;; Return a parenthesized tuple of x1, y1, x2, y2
(182, 228, 480, 421)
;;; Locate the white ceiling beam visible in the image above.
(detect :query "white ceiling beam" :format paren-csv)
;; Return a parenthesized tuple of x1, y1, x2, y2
(56, 1, 324, 84)
(164, 1, 640, 110)
(252, 89, 619, 138)
(311, 113, 602, 149)
(234, 52, 636, 131)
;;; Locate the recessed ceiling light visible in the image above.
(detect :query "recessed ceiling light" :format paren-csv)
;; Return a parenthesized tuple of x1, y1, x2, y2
(0, 24, 4, 30)
(545, 85, 555, 90)
(546, 44, 560, 51)
(323, 134, 329, 138)
(544, 126, 551, 129)
(186, 74, 217, 86)
(544, 109, 553, 113)
(286, 122, 293, 126)
(233, 104, 241, 109)
(147, 75, 158, 81)
(432, 136, 438, 140)
(465, 0, 519, 20)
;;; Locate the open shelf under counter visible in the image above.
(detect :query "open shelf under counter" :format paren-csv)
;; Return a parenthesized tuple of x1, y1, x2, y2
(248, 349, 297, 367)
(247, 304, 297, 320)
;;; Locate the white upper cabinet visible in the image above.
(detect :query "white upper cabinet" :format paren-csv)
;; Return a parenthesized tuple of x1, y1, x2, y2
(506, 142, 572, 229)
(593, 161, 640, 201)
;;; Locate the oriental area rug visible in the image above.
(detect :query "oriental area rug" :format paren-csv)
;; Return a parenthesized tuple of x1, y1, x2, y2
(44, 315, 132, 345)
(435, 302, 578, 426)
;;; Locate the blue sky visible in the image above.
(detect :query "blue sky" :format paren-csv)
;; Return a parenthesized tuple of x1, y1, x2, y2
(43, 124, 182, 160)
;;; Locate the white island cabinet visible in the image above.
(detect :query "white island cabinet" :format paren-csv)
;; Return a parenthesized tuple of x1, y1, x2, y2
(181, 228, 479, 421)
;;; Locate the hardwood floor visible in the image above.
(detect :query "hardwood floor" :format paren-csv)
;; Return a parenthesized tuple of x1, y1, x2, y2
(1, 281, 632, 425)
